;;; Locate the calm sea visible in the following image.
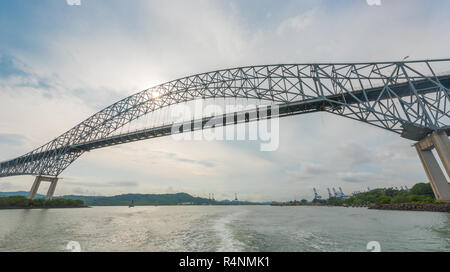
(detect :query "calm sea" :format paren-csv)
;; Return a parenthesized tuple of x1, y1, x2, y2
(0, 206, 448, 252)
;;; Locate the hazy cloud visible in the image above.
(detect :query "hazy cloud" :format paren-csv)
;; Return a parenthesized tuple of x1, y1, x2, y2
(0, 134, 27, 146)
(335, 143, 375, 167)
(338, 171, 379, 183)
(165, 152, 216, 168)
(65, 180, 139, 188)
(0, 54, 28, 78)
(0, 54, 53, 91)
(276, 9, 316, 34)
(0, 181, 14, 191)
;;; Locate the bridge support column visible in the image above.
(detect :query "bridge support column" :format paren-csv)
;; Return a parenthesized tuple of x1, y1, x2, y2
(27, 176, 59, 201)
(414, 130, 450, 202)
(28, 176, 42, 200)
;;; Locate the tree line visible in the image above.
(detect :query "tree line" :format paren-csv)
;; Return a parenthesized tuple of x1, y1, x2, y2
(312, 183, 443, 206)
(0, 196, 85, 208)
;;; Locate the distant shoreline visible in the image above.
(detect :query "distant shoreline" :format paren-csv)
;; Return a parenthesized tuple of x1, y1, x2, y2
(1, 204, 449, 212)
(368, 203, 450, 213)
(0, 206, 90, 210)
(271, 203, 450, 213)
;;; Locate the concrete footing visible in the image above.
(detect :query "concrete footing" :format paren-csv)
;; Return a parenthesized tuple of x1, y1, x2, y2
(28, 176, 59, 201)
(414, 130, 450, 202)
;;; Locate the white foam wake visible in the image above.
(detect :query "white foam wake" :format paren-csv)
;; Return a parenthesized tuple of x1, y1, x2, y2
(213, 209, 247, 252)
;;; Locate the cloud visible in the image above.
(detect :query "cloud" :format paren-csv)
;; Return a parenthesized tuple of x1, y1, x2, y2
(0, 54, 28, 78)
(0, 134, 27, 146)
(148, 151, 216, 168)
(107, 180, 139, 187)
(334, 143, 375, 167)
(70, 187, 100, 196)
(338, 171, 380, 183)
(286, 162, 331, 181)
(0, 181, 15, 191)
(0, 54, 52, 91)
(276, 9, 316, 34)
(64, 179, 138, 188)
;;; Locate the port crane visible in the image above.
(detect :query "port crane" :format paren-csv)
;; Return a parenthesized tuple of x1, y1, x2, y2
(338, 187, 345, 198)
(332, 188, 339, 198)
(313, 188, 322, 200)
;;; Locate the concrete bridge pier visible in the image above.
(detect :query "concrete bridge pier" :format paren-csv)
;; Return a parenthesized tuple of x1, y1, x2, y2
(414, 130, 450, 202)
(28, 176, 59, 201)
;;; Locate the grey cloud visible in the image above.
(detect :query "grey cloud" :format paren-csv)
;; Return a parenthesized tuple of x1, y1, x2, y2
(303, 164, 330, 176)
(107, 180, 139, 187)
(0, 134, 27, 146)
(0, 181, 15, 191)
(335, 143, 374, 166)
(173, 156, 215, 168)
(159, 151, 216, 168)
(376, 140, 417, 160)
(286, 162, 331, 181)
(338, 172, 378, 183)
(65, 180, 138, 188)
(70, 187, 101, 196)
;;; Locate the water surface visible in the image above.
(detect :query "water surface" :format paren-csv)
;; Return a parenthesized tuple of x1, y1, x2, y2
(0, 206, 448, 252)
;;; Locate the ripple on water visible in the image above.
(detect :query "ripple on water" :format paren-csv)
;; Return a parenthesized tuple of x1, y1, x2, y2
(0, 206, 448, 252)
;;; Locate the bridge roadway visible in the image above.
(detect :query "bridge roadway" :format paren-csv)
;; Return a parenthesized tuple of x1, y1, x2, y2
(1, 74, 450, 168)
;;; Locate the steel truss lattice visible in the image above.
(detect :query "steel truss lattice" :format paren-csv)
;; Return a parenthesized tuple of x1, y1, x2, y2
(1, 59, 450, 177)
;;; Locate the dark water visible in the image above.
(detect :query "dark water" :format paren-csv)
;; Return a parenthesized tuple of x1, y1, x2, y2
(0, 206, 448, 252)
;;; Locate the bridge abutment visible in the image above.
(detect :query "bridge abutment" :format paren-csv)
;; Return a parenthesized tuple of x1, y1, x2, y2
(28, 176, 59, 201)
(414, 130, 450, 202)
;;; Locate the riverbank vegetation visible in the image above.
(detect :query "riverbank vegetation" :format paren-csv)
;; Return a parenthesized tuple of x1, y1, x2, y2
(313, 183, 446, 206)
(0, 196, 85, 208)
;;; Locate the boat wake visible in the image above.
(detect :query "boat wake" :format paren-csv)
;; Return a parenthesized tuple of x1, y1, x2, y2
(213, 209, 247, 252)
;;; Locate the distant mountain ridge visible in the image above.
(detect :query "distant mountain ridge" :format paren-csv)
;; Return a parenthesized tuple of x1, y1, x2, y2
(0, 191, 45, 198)
(0, 191, 266, 206)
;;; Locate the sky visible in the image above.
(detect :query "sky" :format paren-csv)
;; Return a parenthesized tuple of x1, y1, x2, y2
(0, 0, 450, 201)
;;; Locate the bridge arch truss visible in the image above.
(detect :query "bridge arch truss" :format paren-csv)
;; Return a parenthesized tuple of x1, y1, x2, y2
(1, 59, 450, 178)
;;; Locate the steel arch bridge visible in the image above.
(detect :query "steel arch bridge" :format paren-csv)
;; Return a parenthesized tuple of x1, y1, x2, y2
(1, 59, 450, 200)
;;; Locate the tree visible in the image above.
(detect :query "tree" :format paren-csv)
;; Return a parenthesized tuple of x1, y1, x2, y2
(0, 196, 84, 208)
(376, 196, 391, 204)
(409, 183, 435, 199)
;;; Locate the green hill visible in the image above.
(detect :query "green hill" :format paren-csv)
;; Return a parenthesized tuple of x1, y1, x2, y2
(61, 192, 261, 206)
(0, 191, 262, 206)
(0, 191, 45, 198)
